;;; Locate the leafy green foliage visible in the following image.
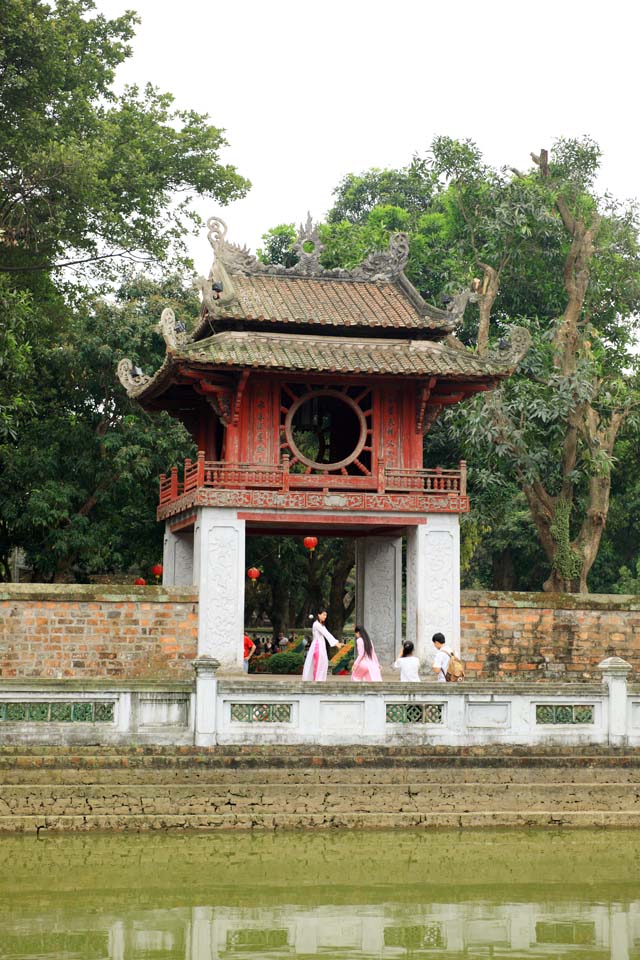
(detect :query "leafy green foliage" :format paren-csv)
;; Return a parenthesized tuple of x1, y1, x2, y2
(255, 652, 305, 675)
(0, 0, 249, 581)
(314, 137, 640, 592)
(0, 0, 249, 268)
(257, 224, 297, 267)
(0, 276, 197, 580)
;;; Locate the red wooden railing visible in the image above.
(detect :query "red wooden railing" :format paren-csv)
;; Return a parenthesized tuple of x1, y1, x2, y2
(159, 452, 467, 506)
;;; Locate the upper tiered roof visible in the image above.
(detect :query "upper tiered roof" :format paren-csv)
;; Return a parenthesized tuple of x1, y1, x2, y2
(117, 216, 530, 404)
(191, 215, 459, 338)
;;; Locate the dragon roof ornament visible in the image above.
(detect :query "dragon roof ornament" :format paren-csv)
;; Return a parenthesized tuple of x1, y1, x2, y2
(117, 358, 151, 394)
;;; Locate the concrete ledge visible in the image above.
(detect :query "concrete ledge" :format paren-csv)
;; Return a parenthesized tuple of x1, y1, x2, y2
(0, 583, 198, 602)
(461, 589, 640, 611)
(4, 810, 640, 832)
(0, 679, 194, 692)
(216, 678, 605, 696)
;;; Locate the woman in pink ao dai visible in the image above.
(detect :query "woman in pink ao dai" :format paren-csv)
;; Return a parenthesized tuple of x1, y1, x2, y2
(351, 625, 382, 682)
(302, 608, 343, 682)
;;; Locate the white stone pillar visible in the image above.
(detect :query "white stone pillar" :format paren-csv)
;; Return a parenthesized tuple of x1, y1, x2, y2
(598, 656, 631, 747)
(355, 536, 402, 665)
(162, 525, 194, 586)
(406, 514, 461, 666)
(193, 657, 220, 747)
(193, 507, 246, 668)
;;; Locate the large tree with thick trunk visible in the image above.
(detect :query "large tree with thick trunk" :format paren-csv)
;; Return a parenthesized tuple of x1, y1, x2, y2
(427, 138, 640, 592)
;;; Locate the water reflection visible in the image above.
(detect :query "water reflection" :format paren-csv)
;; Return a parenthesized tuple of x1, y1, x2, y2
(1, 830, 640, 959)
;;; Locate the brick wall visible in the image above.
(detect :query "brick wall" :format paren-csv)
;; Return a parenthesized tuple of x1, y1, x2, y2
(461, 590, 640, 681)
(2, 585, 640, 682)
(0, 585, 198, 680)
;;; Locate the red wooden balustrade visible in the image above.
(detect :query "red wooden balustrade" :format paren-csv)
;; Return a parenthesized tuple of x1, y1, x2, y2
(159, 452, 467, 506)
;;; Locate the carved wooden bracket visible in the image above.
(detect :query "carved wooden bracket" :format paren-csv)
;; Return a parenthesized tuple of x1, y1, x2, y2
(416, 377, 437, 433)
(423, 403, 444, 434)
(191, 370, 250, 427)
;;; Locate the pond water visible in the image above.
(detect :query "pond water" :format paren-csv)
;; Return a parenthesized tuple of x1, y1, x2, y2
(1, 829, 640, 959)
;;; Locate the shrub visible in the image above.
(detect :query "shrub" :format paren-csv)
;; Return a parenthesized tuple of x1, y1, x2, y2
(265, 652, 305, 674)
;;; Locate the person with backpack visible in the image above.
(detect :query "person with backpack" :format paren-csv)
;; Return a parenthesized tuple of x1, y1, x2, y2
(431, 632, 465, 682)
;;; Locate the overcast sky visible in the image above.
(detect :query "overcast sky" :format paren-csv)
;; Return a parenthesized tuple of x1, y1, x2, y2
(97, 0, 639, 267)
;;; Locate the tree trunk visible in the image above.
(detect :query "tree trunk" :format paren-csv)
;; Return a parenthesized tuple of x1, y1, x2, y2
(267, 580, 290, 639)
(327, 539, 356, 639)
(491, 547, 515, 590)
(476, 263, 500, 355)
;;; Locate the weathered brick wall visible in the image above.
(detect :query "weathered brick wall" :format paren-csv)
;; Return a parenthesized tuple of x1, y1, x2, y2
(2, 585, 640, 682)
(461, 590, 640, 681)
(0, 585, 198, 680)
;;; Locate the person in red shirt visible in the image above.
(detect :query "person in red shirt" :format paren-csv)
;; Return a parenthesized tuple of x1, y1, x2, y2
(243, 634, 256, 673)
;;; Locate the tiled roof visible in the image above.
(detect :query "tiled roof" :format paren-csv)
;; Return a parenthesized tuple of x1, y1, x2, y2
(182, 331, 515, 378)
(196, 273, 454, 336)
(122, 327, 531, 402)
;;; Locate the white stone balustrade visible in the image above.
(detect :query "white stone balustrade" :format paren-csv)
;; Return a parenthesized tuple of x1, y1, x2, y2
(0, 657, 637, 748)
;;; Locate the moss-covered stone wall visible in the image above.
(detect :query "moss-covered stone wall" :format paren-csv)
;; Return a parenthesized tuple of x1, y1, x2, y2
(460, 590, 640, 681)
(1, 585, 639, 681)
(0, 585, 198, 680)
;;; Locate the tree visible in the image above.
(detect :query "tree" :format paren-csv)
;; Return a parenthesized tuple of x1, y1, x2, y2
(245, 536, 355, 639)
(429, 138, 640, 592)
(314, 138, 640, 593)
(0, 0, 250, 580)
(1, 276, 197, 580)
(1, 0, 249, 270)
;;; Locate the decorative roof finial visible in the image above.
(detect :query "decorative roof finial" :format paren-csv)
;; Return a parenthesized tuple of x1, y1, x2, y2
(353, 232, 410, 281)
(206, 217, 228, 252)
(157, 307, 188, 353)
(117, 358, 151, 394)
(291, 213, 324, 276)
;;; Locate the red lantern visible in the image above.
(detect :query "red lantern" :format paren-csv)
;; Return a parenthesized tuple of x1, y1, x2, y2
(134, 577, 147, 586)
(247, 567, 261, 583)
(151, 563, 163, 579)
(303, 536, 318, 553)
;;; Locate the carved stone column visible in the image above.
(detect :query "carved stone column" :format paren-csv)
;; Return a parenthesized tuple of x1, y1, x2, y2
(193, 507, 246, 668)
(162, 525, 194, 586)
(193, 657, 220, 747)
(355, 536, 402, 665)
(598, 656, 631, 747)
(406, 515, 461, 666)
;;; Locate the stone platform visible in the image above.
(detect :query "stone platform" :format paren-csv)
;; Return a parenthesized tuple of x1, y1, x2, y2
(1, 744, 640, 833)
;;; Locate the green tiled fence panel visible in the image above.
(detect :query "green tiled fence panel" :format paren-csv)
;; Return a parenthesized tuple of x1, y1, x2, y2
(536, 704, 594, 724)
(385, 924, 445, 949)
(0, 702, 115, 723)
(230, 703, 292, 723)
(385, 703, 444, 724)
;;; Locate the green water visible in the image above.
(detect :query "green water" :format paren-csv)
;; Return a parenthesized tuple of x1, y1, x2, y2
(1, 829, 640, 959)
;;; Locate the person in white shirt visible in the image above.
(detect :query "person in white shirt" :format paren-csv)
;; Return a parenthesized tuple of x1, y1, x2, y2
(392, 641, 421, 682)
(432, 632, 452, 682)
(302, 608, 343, 681)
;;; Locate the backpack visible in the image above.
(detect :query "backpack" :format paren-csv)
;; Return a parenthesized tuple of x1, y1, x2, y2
(445, 652, 465, 682)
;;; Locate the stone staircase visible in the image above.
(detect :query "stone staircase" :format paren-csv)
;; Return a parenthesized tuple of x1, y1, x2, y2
(0, 744, 639, 832)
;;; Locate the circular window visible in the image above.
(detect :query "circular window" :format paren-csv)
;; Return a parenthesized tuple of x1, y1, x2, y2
(285, 390, 367, 471)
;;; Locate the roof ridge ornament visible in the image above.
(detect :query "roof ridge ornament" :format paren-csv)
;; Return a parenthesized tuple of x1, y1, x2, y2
(291, 213, 325, 276)
(352, 233, 410, 281)
(116, 358, 151, 394)
(157, 307, 189, 353)
(488, 325, 532, 369)
(203, 215, 412, 283)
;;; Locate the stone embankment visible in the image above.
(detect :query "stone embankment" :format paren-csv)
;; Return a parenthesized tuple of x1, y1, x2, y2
(1, 744, 639, 832)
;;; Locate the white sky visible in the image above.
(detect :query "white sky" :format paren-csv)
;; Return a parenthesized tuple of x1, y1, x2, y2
(97, 0, 639, 267)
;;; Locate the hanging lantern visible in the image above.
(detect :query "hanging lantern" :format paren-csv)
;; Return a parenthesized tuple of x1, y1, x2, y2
(151, 563, 163, 581)
(247, 566, 261, 583)
(134, 577, 147, 586)
(303, 536, 318, 553)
